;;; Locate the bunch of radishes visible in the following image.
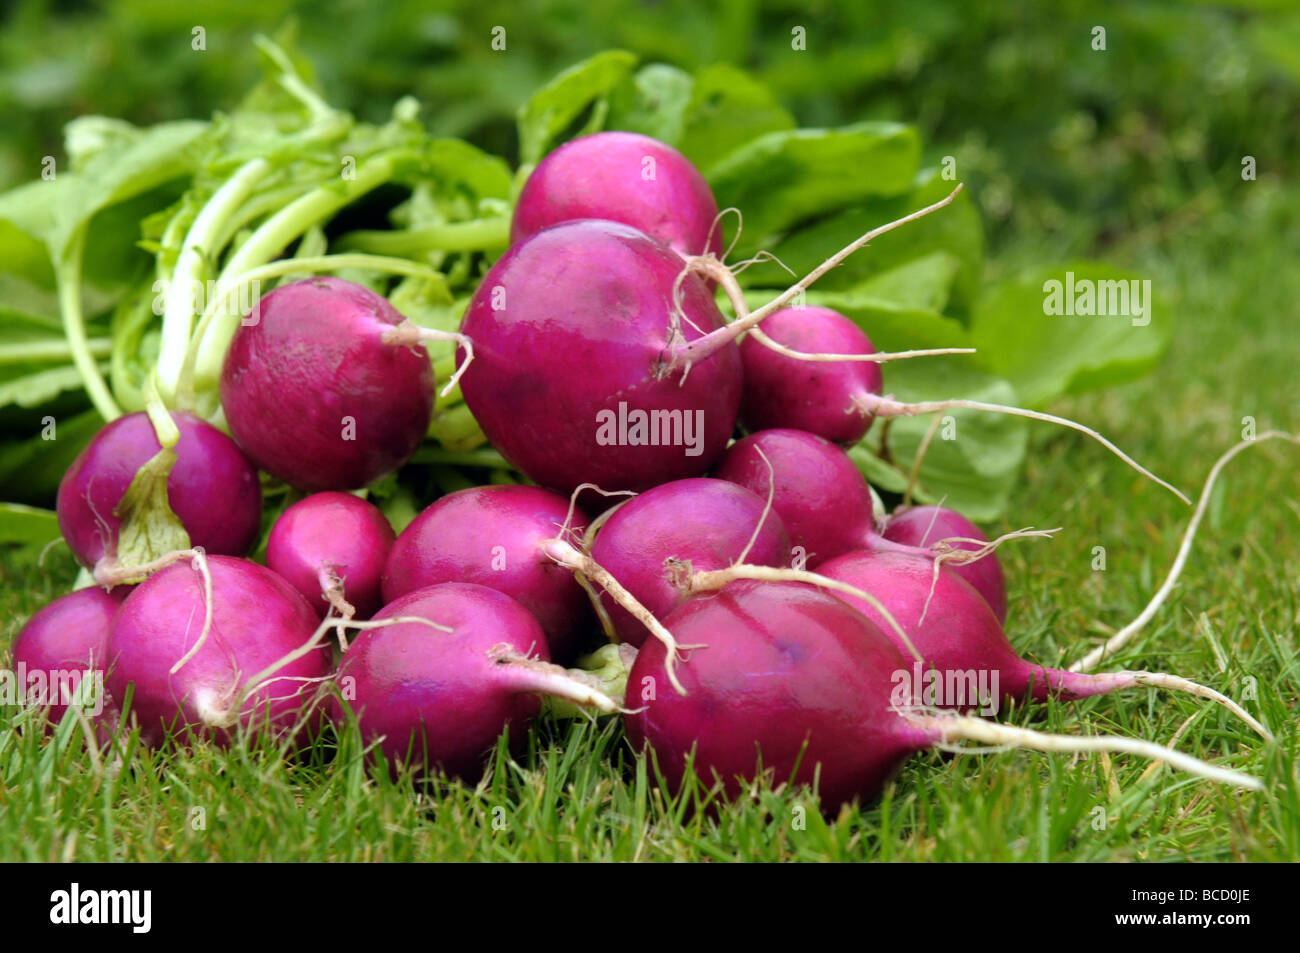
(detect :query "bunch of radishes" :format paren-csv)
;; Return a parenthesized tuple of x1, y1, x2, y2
(16, 131, 1275, 806)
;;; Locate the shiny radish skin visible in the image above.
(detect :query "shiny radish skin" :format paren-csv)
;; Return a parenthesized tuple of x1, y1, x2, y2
(10, 586, 127, 725)
(817, 550, 1113, 704)
(220, 277, 434, 492)
(589, 478, 791, 647)
(880, 505, 1007, 623)
(381, 485, 591, 662)
(739, 307, 883, 444)
(57, 411, 262, 569)
(106, 556, 329, 747)
(713, 429, 877, 567)
(458, 220, 743, 495)
(267, 492, 396, 619)
(625, 581, 928, 808)
(335, 583, 552, 781)
(511, 132, 723, 259)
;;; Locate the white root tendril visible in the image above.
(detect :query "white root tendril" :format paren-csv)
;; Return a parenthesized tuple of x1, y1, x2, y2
(1123, 671, 1274, 742)
(318, 564, 356, 651)
(572, 496, 635, 641)
(735, 447, 777, 567)
(380, 320, 474, 397)
(487, 643, 626, 714)
(684, 563, 924, 665)
(907, 711, 1263, 791)
(916, 527, 1060, 624)
(542, 536, 689, 696)
(162, 548, 214, 675)
(903, 415, 946, 507)
(1071, 430, 1300, 672)
(865, 393, 1191, 505)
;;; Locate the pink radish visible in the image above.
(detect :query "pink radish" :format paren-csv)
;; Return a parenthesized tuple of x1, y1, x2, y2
(9, 586, 126, 725)
(457, 219, 742, 495)
(106, 554, 331, 746)
(815, 550, 1271, 738)
(221, 276, 461, 491)
(626, 580, 1261, 809)
(267, 492, 395, 621)
(511, 132, 723, 259)
(334, 582, 619, 780)
(879, 505, 1007, 623)
(381, 485, 593, 662)
(588, 477, 791, 646)
(57, 410, 261, 578)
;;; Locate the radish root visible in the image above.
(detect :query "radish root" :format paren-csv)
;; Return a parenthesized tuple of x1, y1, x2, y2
(1071, 430, 1300, 672)
(381, 320, 474, 398)
(910, 711, 1263, 791)
(682, 562, 924, 665)
(488, 644, 626, 714)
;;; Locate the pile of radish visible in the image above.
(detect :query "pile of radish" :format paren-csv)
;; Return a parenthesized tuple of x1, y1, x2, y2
(14, 126, 1284, 808)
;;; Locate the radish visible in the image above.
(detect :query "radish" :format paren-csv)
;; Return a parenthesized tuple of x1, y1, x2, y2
(588, 477, 791, 646)
(691, 244, 1187, 502)
(381, 485, 593, 662)
(9, 586, 126, 725)
(511, 131, 723, 259)
(738, 306, 883, 444)
(878, 505, 1007, 623)
(105, 554, 332, 746)
(714, 428, 1027, 619)
(267, 492, 396, 623)
(334, 582, 620, 780)
(814, 549, 1271, 739)
(625, 580, 1261, 809)
(457, 219, 742, 495)
(713, 428, 878, 567)
(57, 410, 262, 582)
(220, 276, 467, 492)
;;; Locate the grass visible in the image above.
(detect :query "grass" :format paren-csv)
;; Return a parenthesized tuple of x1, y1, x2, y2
(1, 178, 1297, 862)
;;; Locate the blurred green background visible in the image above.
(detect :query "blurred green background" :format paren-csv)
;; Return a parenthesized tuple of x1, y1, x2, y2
(3, 0, 1298, 250)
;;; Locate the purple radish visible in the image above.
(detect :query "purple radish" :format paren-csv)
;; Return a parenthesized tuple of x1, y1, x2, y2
(457, 219, 742, 495)
(626, 580, 1261, 809)
(713, 429, 880, 568)
(714, 428, 1011, 617)
(381, 485, 593, 662)
(739, 306, 883, 444)
(57, 410, 262, 573)
(879, 505, 1007, 623)
(511, 132, 723, 259)
(106, 554, 331, 746)
(267, 492, 396, 621)
(335, 582, 619, 780)
(10, 586, 126, 725)
(588, 478, 791, 647)
(220, 277, 439, 492)
(816, 550, 1271, 738)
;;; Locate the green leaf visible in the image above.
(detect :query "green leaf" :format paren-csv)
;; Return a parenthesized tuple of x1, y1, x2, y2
(735, 168, 983, 312)
(607, 64, 695, 146)
(0, 363, 102, 409)
(0, 408, 103, 505)
(849, 251, 963, 313)
(675, 64, 796, 175)
(859, 358, 1028, 522)
(706, 122, 920, 255)
(970, 262, 1170, 408)
(516, 50, 638, 166)
(0, 502, 61, 548)
(111, 446, 191, 579)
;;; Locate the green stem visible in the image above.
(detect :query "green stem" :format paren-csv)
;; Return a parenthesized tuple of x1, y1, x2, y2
(0, 338, 112, 363)
(334, 218, 510, 256)
(58, 228, 121, 421)
(157, 158, 273, 403)
(425, 403, 487, 451)
(177, 253, 442, 412)
(409, 446, 510, 469)
(189, 153, 407, 388)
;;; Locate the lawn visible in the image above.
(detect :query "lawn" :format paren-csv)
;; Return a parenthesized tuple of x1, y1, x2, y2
(2, 176, 1295, 861)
